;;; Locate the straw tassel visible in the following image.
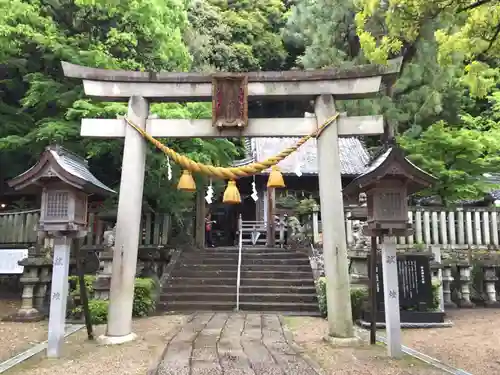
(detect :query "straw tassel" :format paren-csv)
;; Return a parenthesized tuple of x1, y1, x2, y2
(267, 166, 285, 188)
(223, 180, 241, 204)
(177, 170, 196, 192)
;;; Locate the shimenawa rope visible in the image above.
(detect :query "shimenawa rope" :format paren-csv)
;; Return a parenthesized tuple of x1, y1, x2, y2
(124, 113, 339, 180)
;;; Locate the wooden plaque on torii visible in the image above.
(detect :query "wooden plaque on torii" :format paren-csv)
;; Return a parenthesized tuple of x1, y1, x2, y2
(212, 75, 248, 129)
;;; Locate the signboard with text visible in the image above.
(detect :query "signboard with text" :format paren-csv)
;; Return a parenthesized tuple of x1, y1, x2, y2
(0, 249, 28, 274)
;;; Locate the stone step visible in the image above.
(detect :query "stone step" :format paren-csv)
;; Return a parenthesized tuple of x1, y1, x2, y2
(166, 277, 316, 287)
(162, 284, 317, 294)
(209, 247, 292, 252)
(158, 300, 236, 312)
(181, 251, 308, 259)
(179, 257, 310, 265)
(157, 300, 320, 313)
(175, 264, 313, 272)
(170, 269, 313, 279)
(160, 292, 318, 303)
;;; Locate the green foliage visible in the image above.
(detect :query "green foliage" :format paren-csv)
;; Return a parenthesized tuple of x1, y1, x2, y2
(285, 0, 464, 136)
(430, 281, 441, 311)
(399, 92, 500, 203)
(276, 195, 299, 210)
(355, 0, 500, 96)
(73, 300, 109, 325)
(186, 0, 289, 71)
(132, 278, 157, 317)
(69, 276, 157, 324)
(0, 0, 244, 220)
(69, 275, 95, 297)
(296, 198, 317, 216)
(316, 277, 368, 319)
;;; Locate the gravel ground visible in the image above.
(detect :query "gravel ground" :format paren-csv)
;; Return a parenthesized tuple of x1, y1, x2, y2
(3, 314, 187, 375)
(0, 299, 48, 363)
(403, 308, 500, 374)
(284, 316, 445, 375)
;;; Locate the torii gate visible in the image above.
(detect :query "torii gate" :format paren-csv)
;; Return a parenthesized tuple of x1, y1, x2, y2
(62, 60, 402, 344)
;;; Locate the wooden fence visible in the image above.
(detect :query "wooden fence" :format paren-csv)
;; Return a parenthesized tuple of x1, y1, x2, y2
(0, 210, 171, 247)
(3, 206, 500, 249)
(318, 207, 500, 249)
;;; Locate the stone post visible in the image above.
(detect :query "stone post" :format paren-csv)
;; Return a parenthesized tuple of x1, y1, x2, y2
(47, 236, 72, 358)
(315, 94, 354, 339)
(101, 96, 149, 344)
(483, 264, 499, 307)
(381, 236, 403, 359)
(312, 204, 320, 245)
(441, 264, 456, 309)
(430, 246, 444, 312)
(278, 214, 285, 248)
(457, 263, 474, 308)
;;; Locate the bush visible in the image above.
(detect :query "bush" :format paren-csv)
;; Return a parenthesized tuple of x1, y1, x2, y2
(69, 275, 96, 299)
(69, 276, 157, 324)
(132, 278, 157, 317)
(316, 277, 442, 318)
(316, 277, 368, 319)
(73, 300, 109, 325)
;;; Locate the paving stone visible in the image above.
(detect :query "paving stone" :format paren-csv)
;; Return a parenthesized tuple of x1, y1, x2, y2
(153, 312, 320, 375)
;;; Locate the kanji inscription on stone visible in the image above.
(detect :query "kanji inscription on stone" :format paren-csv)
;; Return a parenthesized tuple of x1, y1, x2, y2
(388, 290, 397, 299)
(54, 256, 63, 266)
(52, 292, 61, 300)
(386, 255, 396, 264)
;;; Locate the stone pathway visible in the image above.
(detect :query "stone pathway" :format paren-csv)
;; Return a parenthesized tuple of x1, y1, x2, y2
(153, 312, 322, 375)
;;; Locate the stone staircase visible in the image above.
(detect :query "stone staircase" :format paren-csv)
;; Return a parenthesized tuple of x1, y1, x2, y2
(158, 247, 320, 315)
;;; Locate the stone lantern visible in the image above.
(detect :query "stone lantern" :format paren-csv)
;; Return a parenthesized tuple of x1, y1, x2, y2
(8, 145, 115, 358)
(344, 147, 436, 237)
(343, 146, 436, 358)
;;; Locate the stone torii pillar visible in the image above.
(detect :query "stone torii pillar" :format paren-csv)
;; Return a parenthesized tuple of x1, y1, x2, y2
(61, 59, 402, 342)
(104, 96, 149, 343)
(315, 94, 353, 337)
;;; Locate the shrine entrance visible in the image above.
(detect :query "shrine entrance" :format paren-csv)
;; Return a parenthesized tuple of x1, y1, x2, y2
(62, 59, 402, 344)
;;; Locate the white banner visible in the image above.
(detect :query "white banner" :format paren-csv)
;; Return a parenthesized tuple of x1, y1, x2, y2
(0, 249, 28, 274)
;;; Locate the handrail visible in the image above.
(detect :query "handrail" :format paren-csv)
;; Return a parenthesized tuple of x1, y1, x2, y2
(236, 214, 243, 311)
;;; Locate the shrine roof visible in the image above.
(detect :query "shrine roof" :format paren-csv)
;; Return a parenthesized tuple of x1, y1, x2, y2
(343, 146, 437, 196)
(61, 58, 402, 83)
(233, 137, 370, 176)
(8, 145, 115, 196)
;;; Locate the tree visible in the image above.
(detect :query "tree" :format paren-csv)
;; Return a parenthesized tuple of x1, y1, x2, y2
(355, 0, 500, 96)
(0, 0, 241, 218)
(399, 91, 500, 204)
(185, 0, 289, 71)
(284, 0, 464, 135)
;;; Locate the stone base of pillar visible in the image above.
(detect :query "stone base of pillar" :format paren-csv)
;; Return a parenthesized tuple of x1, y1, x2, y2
(444, 301, 458, 309)
(97, 332, 137, 345)
(484, 300, 500, 308)
(457, 299, 475, 308)
(4, 308, 44, 322)
(323, 335, 363, 347)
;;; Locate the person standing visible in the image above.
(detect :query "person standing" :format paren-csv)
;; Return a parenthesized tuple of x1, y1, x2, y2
(205, 213, 215, 248)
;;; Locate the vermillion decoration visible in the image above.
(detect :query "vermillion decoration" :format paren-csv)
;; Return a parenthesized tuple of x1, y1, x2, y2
(267, 166, 285, 188)
(223, 180, 241, 204)
(177, 170, 196, 192)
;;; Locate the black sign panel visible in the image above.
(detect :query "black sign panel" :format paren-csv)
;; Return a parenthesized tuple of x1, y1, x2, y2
(368, 254, 433, 311)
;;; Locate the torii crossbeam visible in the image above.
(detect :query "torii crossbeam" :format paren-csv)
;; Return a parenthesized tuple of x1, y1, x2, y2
(62, 58, 402, 344)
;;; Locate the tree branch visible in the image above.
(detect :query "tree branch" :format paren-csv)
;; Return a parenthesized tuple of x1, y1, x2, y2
(481, 22, 500, 57)
(459, 0, 495, 12)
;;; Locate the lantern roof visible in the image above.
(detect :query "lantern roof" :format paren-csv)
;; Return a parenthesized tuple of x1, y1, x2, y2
(8, 145, 115, 196)
(343, 146, 437, 197)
